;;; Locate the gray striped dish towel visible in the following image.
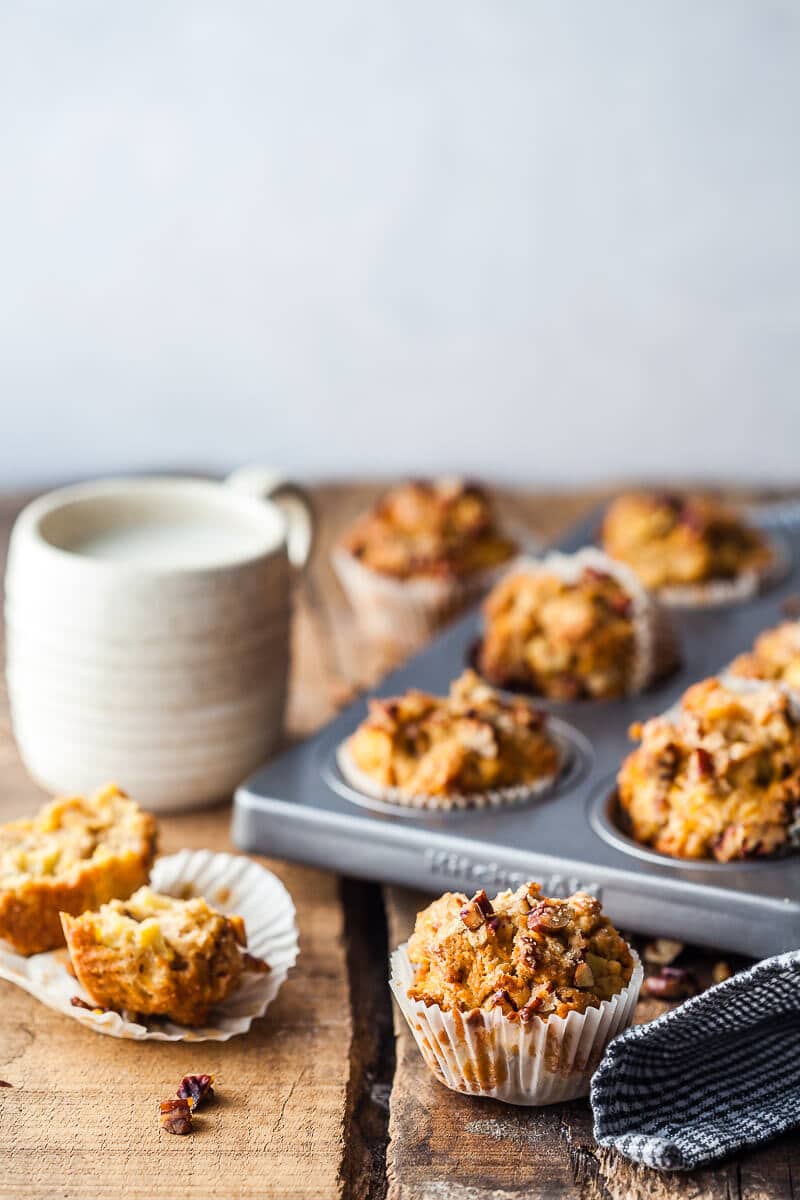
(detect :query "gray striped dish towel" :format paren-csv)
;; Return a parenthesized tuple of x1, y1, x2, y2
(591, 950, 800, 1171)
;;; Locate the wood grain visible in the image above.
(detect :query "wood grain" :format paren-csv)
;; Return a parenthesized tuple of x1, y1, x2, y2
(0, 494, 351, 1200)
(1, 483, 798, 1199)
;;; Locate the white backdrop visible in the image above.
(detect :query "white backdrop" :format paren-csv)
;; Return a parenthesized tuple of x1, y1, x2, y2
(1, 1, 798, 486)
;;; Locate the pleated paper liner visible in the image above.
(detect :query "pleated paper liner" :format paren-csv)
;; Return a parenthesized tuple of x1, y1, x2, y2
(391, 943, 643, 1105)
(0, 850, 299, 1041)
(331, 535, 538, 655)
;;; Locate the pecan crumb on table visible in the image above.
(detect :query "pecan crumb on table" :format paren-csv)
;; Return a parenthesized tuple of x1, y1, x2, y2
(159, 1098, 193, 1136)
(177, 1074, 215, 1109)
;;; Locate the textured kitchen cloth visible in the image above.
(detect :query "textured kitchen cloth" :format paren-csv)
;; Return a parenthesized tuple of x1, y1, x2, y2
(591, 950, 800, 1171)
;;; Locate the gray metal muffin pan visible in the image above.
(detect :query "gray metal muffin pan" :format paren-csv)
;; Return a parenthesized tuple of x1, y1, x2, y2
(233, 502, 800, 957)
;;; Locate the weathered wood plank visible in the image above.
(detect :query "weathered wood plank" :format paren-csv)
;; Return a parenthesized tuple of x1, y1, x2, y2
(0, 492, 352, 1200)
(2, 482, 798, 1199)
(376, 491, 800, 1200)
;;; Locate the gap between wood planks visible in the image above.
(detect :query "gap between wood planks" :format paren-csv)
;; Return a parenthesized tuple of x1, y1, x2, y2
(338, 879, 395, 1200)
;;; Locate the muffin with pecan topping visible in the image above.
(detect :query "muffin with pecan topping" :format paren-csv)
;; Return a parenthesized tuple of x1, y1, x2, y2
(729, 621, 800, 691)
(477, 548, 677, 700)
(338, 670, 560, 809)
(617, 677, 800, 861)
(390, 883, 641, 1104)
(332, 478, 519, 651)
(601, 492, 777, 605)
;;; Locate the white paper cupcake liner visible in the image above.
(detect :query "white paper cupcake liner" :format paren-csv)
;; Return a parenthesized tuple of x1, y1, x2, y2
(499, 548, 678, 696)
(336, 737, 563, 812)
(332, 542, 533, 653)
(0, 850, 298, 1041)
(391, 943, 642, 1105)
(652, 530, 788, 609)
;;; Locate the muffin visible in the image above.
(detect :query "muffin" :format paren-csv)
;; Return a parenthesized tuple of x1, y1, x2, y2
(0, 785, 157, 955)
(338, 669, 561, 810)
(477, 548, 677, 700)
(729, 621, 800, 690)
(601, 492, 777, 605)
(390, 882, 642, 1104)
(61, 886, 268, 1026)
(617, 676, 800, 862)
(332, 478, 519, 650)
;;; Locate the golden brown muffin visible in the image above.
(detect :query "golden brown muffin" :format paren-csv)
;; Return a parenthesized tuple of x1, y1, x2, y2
(0, 785, 157, 955)
(339, 478, 516, 580)
(61, 887, 266, 1026)
(342, 670, 560, 803)
(729, 621, 800, 691)
(477, 553, 662, 700)
(407, 883, 633, 1020)
(617, 677, 800, 862)
(601, 492, 773, 593)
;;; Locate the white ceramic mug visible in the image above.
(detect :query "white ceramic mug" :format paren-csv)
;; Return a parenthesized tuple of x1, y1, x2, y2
(4, 468, 315, 811)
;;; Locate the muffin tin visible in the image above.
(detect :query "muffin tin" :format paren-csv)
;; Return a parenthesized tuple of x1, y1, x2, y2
(232, 502, 800, 958)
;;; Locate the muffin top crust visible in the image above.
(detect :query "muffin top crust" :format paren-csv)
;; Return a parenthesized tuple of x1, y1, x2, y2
(617, 677, 800, 861)
(477, 556, 641, 700)
(601, 492, 772, 591)
(406, 883, 633, 1020)
(0, 785, 156, 890)
(339, 478, 516, 580)
(345, 670, 559, 798)
(729, 621, 800, 691)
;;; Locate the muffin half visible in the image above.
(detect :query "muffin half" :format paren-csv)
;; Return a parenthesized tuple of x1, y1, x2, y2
(61, 887, 267, 1026)
(338, 669, 561, 809)
(617, 676, 800, 861)
(0, 785, 157, 955)
(391, 883, 641, 1104)
(332, 478, 518, 650)
(477, 548, 677, 701)
(601, 492, 778, 605)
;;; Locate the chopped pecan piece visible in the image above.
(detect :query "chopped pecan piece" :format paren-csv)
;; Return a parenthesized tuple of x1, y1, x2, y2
(526, 900, 570, 932)
(70, 995, 98, 1011)
(712, 961, 732, 984)
(242, 952, 271, 974)
(0, 1081, 11, 1088)
(518, 980, 554, 1023)
(159, 1097, 193, 1135)
(487, 988, 517, 1015)
(644, 966, 696, 1000)
(692, 747, 715, 779)
(573, 962, 595, 989)
(177, 1074, 215, 1109)
(460, 889, 494, 931)
(643, 938, 684, 966)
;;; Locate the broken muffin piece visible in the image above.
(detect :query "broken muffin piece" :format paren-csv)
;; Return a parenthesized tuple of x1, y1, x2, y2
(0, 785, 157, 955)
(61, 887, 266, 1026)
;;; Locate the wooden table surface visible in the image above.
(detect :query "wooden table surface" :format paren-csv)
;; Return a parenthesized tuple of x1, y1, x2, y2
(0, 483, 797, 1200)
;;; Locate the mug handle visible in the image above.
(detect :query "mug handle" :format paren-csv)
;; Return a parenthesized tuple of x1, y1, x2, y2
(224, 466, 316, 569)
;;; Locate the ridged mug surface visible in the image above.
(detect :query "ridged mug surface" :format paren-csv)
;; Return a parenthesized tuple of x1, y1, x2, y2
(4, 474, 314, 810)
